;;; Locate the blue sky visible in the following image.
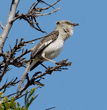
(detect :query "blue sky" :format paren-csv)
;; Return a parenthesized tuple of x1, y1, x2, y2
(0, 0, 107, 110)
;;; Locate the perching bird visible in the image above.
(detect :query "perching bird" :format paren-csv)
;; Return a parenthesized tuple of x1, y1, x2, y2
(17, 20, 79, 92)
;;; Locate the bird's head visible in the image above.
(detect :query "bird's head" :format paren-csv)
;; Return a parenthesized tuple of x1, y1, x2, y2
(56, 20, 79, 38)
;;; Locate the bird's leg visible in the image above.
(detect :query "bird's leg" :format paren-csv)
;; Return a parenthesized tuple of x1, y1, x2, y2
(40, 63, 47, 69)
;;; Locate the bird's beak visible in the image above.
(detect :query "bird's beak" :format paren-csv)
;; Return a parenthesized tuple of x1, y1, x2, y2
(73, 23, 79, 26)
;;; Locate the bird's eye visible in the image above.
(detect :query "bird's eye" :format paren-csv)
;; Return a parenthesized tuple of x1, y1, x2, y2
(66, 22, 68, 24)
(56, 21, 60, 25)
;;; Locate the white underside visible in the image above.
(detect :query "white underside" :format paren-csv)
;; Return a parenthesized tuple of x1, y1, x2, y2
(42, 37, 64, 60)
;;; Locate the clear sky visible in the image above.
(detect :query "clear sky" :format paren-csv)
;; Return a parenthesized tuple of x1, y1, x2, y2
(0, 0, 107, 110)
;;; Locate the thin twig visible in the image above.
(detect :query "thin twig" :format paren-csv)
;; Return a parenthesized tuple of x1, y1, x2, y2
(36, 8, 60, 17)
(41, 0, 60, 10)
(0, 77, 19, 91)
(0, 22, 4, 29)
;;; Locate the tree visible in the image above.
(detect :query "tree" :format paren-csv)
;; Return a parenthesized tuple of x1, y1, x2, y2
(0, 0, 71, 109)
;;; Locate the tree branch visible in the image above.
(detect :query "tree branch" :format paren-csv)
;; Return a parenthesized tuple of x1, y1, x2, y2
(0, 0, 20, 53)
(0, 77, 19, 92)
(11, 0, 60, 33)
(0, 22, 4, 29)
(16, 59, 72, 96)
(0, 37, 45, 81)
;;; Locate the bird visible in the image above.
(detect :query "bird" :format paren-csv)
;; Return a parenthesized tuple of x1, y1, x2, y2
(17, 20, 79, 92)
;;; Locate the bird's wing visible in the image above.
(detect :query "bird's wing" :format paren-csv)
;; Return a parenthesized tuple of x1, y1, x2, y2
(31, 30, 59, 59)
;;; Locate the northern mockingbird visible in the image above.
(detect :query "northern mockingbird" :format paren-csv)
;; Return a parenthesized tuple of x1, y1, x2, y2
(17, 20, 79, 92)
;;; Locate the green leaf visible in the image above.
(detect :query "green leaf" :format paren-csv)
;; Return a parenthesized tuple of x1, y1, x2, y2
(28, 87, 36, 99)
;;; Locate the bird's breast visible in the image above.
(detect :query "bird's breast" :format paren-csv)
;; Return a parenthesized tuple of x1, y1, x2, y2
(43, 39, 64, 59)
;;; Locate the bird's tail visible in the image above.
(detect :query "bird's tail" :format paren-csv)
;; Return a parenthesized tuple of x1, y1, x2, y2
(17, 64, 30, 92)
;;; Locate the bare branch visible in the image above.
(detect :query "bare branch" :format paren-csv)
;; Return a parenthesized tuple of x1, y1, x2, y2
(16, 59, 72, 96)
(0, 77, 19, 92)
(46, 107, 56, 110)
(37, 0, 55, 9)
(40, 0, 60, 10)
(0, 59, 71, 101)
(0, 37, 45, 81)
(0, 22, 4, 29)
(11, 0, 60, 33)
(0, 0, 20, 53)
(37, 8, 60, 17)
